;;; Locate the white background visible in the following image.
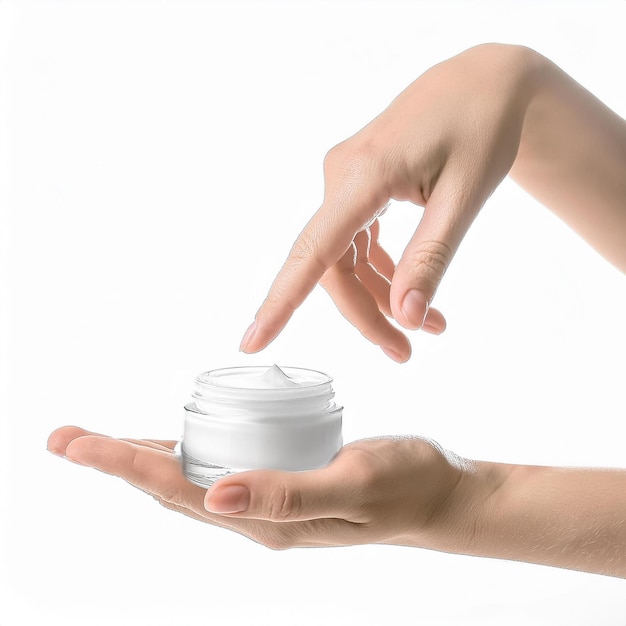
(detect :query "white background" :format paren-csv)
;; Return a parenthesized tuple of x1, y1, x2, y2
(1, 1, 626, 624)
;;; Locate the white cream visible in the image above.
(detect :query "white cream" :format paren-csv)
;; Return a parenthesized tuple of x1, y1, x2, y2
(255, 364, 299, 388)
(207, 364, 317, 390)
(180, 365, 343, 488)
(214, 364, 300, 389)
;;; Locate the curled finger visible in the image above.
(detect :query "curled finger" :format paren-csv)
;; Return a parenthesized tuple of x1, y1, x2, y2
(368, 219, 396, 281)
(353, 229, 392, 317)
(320, 245, 411, 362)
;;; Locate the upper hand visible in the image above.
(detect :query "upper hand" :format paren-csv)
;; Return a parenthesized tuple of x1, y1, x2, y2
(240, 44, 538, 362)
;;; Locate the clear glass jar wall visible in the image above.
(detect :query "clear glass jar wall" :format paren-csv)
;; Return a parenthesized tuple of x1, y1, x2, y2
(181, 365, 343, 487)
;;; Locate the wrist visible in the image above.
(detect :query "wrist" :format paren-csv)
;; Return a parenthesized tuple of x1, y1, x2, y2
(403, 453, 515, 556)
(460, 42, 546, 107)
(436, 458, 516, 556)
(452, 463, 626, 576)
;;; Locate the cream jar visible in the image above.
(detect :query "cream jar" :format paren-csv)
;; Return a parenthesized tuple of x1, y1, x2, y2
(180, 365, 343, 487)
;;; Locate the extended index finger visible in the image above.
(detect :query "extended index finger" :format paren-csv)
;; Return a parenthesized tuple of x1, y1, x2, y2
(240, 153, 394, 355)
(240, 206, 363, 353)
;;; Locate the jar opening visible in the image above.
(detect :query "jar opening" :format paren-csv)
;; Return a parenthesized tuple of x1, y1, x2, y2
(196, 365, 332, 391)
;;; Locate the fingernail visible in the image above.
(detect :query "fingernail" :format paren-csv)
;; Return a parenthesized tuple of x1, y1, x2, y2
(401, 289, 429, 329)
(381, 346, 404, 363)
(239, 321, 257, 352)
(205, 485, 250, 514)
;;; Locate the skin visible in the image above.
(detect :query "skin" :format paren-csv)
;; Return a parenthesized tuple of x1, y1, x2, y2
(49, 44, 626, 577)
(48, 426, 626, 577)
(239, 43, 626, 362)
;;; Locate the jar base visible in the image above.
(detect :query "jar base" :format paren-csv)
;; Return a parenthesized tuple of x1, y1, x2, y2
(179, 444, 241, 488)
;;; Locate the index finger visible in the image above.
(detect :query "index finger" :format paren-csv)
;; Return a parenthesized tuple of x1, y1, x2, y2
(240, 192, 389, 354)
(238, 206, 347, 352)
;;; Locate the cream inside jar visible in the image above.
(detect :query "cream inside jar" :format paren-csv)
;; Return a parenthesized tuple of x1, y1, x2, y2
(180, 365, 343, 487)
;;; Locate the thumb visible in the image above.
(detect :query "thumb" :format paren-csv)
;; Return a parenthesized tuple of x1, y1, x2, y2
(203, 467, 352, 522)
(390, 177, 479, 330)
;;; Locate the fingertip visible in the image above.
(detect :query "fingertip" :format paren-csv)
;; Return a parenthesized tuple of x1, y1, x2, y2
(239, 311, 289, 354)
(64, 434, 117, 468)
(47, 425, 90, 457)
(239, 320, 258, 353)
(422, 307, 447, 335)
(63, 436, 99, 466)
(422, 324, 446, 335)
(239, 333, 268, 354)
(47, 428, 68, 455)
(381, 347, 406, 363)
(382, 333, 412, 363)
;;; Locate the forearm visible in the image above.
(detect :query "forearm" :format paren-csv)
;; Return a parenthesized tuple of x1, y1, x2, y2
(459, 461, 626, 577)
(510, 48, 626, 271)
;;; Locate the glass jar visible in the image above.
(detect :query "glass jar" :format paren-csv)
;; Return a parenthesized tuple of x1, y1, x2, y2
(180, 365, 343, 488)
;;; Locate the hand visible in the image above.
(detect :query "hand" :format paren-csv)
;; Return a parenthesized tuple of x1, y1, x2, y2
(240, 43, 539, 362)
(47, 426, 626, 576)
(47, 426, 475, 550)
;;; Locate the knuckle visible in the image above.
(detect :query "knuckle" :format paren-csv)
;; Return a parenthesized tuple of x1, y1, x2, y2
(267, 232, 327, 312)
(323, 138, 378, 182)
(129, 447, 142, 475)
(288, 228, 320, 266)
(409, 240, 452, 289)
(285, 229, 329, 281)
(368, 310, 393, 335)
(156, 497, 186, 516)
(323, 141, 350, 173)
(338, 447, 382, 517)
(158, 482, 186, 508)
(265, 483, 301, 522)
(155, 496, 174, 510)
